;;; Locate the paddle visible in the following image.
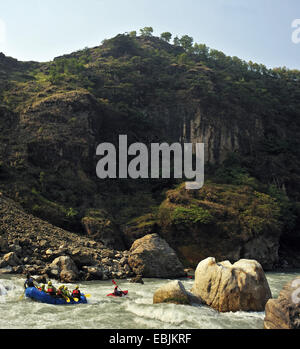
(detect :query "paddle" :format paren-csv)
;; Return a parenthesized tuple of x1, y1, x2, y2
(112, 280, 125, 295)
(19, 290, 25, 300)
(61, 295, 70, 303)
(112, 279, 120, 288)
(73, 294, 90, 302)
(63, 292, 71, 303)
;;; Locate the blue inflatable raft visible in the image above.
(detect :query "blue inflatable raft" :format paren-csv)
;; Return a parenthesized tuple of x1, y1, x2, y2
(25, 287, 87, 305)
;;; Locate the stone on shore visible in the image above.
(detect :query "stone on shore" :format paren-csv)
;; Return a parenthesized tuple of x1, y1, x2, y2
(0, 266, 13, 274)
(0, 252, 21, 267)
(48, 256, 79, 282)
(130, 275, 144, 284)
(69, 248, 97, 267)
(0, 236, 9, 253)
(82, 265, 103, 281)
(35, 274, 49, 284)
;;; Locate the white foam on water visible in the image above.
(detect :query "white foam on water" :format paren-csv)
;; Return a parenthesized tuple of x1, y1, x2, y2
(125, 301, 196, 327)
(0, 282, 8, 296)
(0, 273, 297, 329)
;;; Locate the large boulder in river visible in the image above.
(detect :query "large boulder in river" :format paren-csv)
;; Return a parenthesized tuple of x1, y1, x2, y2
(153, 280, 191, 305)
(48, 256, 79, 282)
(128, 234, 185, 278)
(264, 277, 300, 329)
(191, 257, 272, 312)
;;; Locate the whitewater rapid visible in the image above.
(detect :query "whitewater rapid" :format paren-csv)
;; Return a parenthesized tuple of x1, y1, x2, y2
(0, 272, 298, 329)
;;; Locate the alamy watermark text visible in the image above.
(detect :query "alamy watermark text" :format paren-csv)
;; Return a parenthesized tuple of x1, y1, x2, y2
(96, 135, 204, 190)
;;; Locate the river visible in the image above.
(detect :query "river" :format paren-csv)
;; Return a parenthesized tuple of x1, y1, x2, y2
(0, 271, 298, 329)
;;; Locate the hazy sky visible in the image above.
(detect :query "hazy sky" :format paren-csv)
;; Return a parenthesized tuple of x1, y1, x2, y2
(0, 0, 299, 69)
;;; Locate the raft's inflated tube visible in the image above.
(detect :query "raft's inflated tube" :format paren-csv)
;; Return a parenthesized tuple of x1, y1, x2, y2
(25, 287, 87, 305)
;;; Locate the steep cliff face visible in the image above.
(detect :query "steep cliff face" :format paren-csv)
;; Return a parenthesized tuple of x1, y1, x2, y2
(183, 107, 264, 164)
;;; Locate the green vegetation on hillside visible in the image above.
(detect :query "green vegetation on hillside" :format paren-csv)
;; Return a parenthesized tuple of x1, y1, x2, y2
(0, 28, 299, 264)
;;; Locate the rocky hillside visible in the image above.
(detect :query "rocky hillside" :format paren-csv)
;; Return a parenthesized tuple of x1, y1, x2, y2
(0, 32, 300, 271)
(0, 192, 185, 280)
(0, 192, 132, 280)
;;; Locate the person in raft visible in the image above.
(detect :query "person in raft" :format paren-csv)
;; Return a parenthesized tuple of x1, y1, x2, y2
(51, 284, 69, 300)
(24, 274, 37, 289)
(72, 285, 81, 299)
(113, 286, 123, 297)
(46, 281, 57, 296)
(56, 285, 64, 299)
(38, 284, 46, 292)
(63, 286, 72, 299)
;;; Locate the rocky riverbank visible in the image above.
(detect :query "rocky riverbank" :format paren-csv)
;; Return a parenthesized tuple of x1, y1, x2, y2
(0, 193, 185, 282)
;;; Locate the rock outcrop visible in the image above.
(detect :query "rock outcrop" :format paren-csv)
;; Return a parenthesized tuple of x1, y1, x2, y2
(130, 275, 144, 284)
(191, 257, 272, 312)
(153, 280, 191, 305)
(128, 234, 185, 278)
(157, 184, 282, 270)
(264, 277, 300, 329)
